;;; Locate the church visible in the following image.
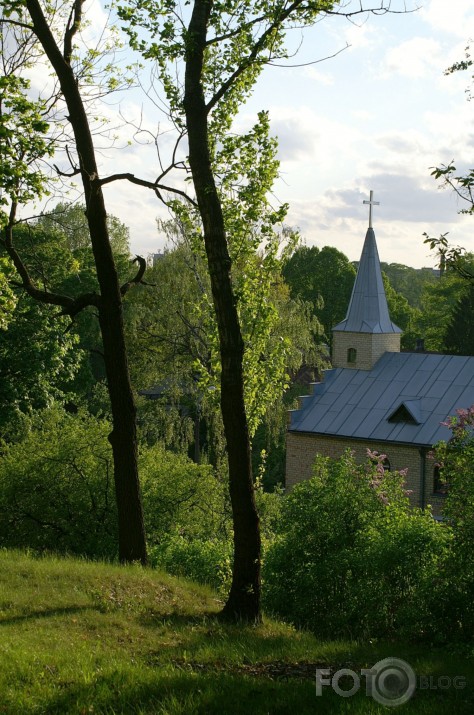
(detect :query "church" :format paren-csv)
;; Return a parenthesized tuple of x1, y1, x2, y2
(285, 193, 474, 517)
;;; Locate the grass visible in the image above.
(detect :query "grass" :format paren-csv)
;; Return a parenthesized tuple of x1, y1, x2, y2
(0, 550, 472, 714)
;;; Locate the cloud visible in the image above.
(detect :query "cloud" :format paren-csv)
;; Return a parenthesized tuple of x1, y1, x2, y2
(420, 0, 474, 38)
(382, 37, 444, 78)
(303, 67, 335, 85)
(270, 115, 319, 162)
(282, 169, 474, 268)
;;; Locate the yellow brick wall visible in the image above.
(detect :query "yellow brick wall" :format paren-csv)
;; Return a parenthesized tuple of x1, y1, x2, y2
(286, 432, 445, 518)
(332, 331, 401, 370)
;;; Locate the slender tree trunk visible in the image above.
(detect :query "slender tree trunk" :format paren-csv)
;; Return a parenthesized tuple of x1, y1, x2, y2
(184, 0, 261, 622)
(26, 0, 147, 564)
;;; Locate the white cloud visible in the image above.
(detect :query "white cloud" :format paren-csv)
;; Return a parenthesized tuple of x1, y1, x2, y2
(420, 0, 474, 38)
(382, 37, 443, 78)
(303, 67, 335, 85)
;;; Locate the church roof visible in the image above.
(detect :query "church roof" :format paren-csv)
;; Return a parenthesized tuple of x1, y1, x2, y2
(332, 227, 402, 334)
(288, 352, 474, 447)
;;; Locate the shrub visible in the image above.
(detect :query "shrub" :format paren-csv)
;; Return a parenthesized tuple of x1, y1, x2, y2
(427, 406, 474, 641)
(0, 406, 117, 557)
(0, 407, 234, 570)
(149, 535, 232, 593)
(139, 445, 231, 545)
(262, 450, 448, 640)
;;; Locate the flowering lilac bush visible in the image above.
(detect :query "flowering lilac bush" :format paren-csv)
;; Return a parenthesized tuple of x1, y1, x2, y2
(428, 406, 474, 641)
(263, 450, 447, 640)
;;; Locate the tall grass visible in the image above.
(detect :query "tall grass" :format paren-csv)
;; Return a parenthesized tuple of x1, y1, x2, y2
(0, 550, 471, 714)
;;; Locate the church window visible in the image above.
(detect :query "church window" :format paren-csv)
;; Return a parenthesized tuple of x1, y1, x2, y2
(433, 465, 448, 496)
(347, 347, 357, 364)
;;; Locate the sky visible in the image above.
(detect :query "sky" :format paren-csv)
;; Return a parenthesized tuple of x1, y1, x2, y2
(26, 0, 474, 268)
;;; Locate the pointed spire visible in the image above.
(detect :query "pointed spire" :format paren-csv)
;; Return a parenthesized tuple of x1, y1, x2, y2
(333, 227, 401, 334)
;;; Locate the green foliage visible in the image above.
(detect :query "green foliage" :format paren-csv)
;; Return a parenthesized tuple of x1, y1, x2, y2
(0, 295, 82, 438)
(380, 262, 438, 309)
(0, 257, 17, 329)
(128, 226, 318, 455)
(139, 444, 231, 545)
(150, 536, 232, 593)
(428, 407, 474, 641)
(37, 202, 131, 258)
(119, 0, 332, 440)
(0, 405, 234, 566)
(0, 407, 118, 556)
(414, 271, 469, 351)
(425, 45, 474, 278)
(283, 244, 356, 342)
(0, 403, 286, 593)
(119, 0, 335, 131)
(0, 74, 52, 205)
(444, 282, 474, 355)
(263, 451, 449, 640)
(383, 272, 420, 350)
(141, 444, 233, 592)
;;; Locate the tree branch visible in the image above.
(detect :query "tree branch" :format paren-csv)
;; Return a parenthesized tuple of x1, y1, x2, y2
(64, 0, 83, 64)
(206, 1, 419, 112)
(120, 255, 147, 296)
(98, 172, 199, 207)
(206, 0, 308, 113)
(4, 203, 100, 318)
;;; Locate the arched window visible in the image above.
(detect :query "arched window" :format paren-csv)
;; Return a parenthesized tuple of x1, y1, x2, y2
(347, 347, 357, 364)
(382, 457, 391, 472)
(433, 465, 448, 496)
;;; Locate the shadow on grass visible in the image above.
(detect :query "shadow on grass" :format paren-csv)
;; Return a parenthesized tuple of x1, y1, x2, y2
(18, 668, 474, 715)
(0, 604, 98, 626)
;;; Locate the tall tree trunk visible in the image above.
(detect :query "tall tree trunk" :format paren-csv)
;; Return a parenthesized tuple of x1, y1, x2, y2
(26, 0, 147, 564)
(184, 0, 261, 622)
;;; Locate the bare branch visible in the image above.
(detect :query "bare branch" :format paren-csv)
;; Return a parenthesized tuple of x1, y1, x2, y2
(120, 255, 147, 296)
(269, 41, 350, 67)
(98, 172, 199, 207)
(53, 163, 81, 177)
(3, 203, 100, 318)
(0, 17, 34, 31)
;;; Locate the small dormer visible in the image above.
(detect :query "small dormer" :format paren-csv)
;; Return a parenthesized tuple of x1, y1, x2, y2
(388, 400, 422, 425)
(331, 192, 401, 370)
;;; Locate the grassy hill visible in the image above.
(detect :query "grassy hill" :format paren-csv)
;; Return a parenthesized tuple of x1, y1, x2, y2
(0, 550, 472, 714)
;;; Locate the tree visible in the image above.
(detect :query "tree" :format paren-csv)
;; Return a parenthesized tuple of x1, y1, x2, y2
(414, 271, 468, 352)
(0, 258, 17, 330)
(126, 230, 322, 476)
(430, 406, 474, 640)
(283, 245, 356, 343)
(444, 282, 474, 355)
(380, 262, 437, 310)
(425, 43, 474, 283)
(382, 273, 419, 350)
(120, 0, 411, 621)
(0, 292, 81, 438)
(37, 202, 131, 257)
(0, 2, 147, 563)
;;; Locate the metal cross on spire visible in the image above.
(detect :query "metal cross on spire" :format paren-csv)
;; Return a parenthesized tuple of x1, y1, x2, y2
(363, 190, 380, 228)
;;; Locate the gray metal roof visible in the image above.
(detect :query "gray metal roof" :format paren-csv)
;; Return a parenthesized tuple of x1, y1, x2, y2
(332, 228, 402, 334)
(288, 352, 474, 447)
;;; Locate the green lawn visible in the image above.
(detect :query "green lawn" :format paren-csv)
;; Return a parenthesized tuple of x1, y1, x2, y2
(0, 550, 471, 714)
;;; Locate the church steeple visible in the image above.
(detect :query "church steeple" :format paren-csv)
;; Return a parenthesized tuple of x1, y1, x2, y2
(331, 191, 401, 370)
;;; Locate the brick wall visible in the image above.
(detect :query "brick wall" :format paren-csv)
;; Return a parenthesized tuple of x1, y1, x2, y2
(286, 432, 445, 518)
(332, 331, 401, 370)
